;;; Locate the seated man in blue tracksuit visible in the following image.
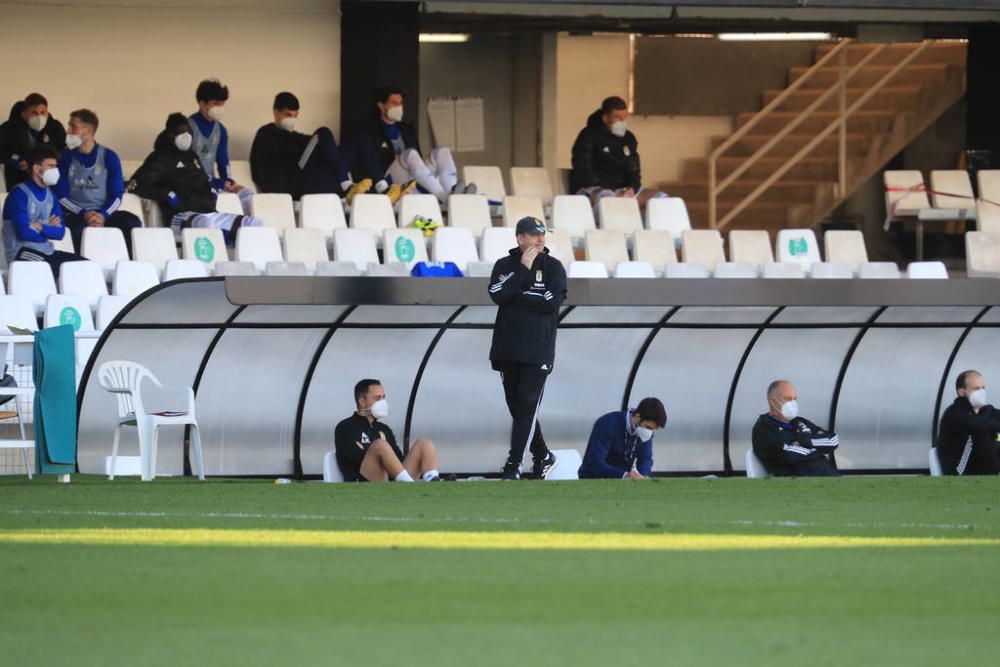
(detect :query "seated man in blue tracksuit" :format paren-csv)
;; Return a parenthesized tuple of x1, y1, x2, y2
(579, 397, 667, 479)
(56, 109, 141, 253)
(189, 79, 253, 209)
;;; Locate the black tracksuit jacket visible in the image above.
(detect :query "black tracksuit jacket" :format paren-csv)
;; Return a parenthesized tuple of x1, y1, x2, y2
(937, 397, 1000, 475)
(129, 130, 218, 214)
(569, 109, 641, 193)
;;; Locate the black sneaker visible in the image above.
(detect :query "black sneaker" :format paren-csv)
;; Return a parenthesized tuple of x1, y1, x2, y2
(532, 451, 558, 480)
(501, 461, 521, 480)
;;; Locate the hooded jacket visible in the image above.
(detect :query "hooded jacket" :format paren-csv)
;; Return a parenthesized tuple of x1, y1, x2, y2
(349, 115, 421, 182)
(0, 101, 67, 190)
(128, 129, 217, 214)
(569, 109, 640, 193)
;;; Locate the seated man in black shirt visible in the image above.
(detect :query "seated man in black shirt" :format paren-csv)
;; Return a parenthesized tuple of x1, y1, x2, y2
(333, 378, 440, 482)
(751, 379, 839, 477)
(936, 370, 1000, 475)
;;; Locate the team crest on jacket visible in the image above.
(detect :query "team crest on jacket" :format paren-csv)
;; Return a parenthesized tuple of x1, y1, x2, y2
(623, 146, 631, 156)
(535, 270, 543, 282)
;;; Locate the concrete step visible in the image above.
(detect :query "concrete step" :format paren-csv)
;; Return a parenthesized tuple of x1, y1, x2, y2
(661, 180, 824, 205)
(736, 110, 896, 134)
(684, 156, 839, 181)
(761, 86, 924, 112)
(710, 133, 870, 158)
(686, 201, 808, 232)
(788, 63, 952, 88)
(814, 41, 966, 67)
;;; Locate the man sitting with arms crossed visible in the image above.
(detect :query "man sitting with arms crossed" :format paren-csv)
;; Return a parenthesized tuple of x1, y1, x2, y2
(752, 379, 839, 477)
(334, 378, 441, 482)
(937, 370, 1000, 475)
(579, 397, 667, 480)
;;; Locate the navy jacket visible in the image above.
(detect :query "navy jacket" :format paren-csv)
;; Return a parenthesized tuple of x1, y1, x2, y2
(579, 410, 653, 479)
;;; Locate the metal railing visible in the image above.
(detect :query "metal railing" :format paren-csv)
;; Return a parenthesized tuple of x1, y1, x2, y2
(708, 39, 933, 229)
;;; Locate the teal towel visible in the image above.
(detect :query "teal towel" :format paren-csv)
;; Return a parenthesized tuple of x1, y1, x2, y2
(33, 325, 77, 474)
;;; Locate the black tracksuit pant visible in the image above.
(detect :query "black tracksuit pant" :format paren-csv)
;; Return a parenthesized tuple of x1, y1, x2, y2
(496, 361, 552, 466)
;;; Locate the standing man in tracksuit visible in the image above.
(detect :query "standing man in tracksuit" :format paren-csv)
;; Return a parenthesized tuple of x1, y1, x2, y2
(488, 216, 567, 480)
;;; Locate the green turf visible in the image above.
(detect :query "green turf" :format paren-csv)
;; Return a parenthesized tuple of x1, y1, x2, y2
(1, 476, 998, 666)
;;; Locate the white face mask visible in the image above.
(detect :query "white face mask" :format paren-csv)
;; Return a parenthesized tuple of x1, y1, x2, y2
(780, 399, 799, 422)
(279, 117, 297, 132)
(968, 389, 987, 410)
(370, 399, 389, 420)
(174, 132, 193, 152)
(385, 105, 404, 123)
(208, 106, 225, 121)
(28, 114, 48, 132)
(634, 425, 654, 442)
(609, 120, 627, 137)
(65, 133, 83, 150)
(41, 167, 60, 186)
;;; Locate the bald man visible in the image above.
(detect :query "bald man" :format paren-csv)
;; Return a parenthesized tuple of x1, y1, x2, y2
(751, 380, 839, 477)
(936, 370, 1000, 475)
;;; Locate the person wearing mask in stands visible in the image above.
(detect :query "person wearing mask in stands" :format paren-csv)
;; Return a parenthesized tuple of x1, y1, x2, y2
(2, 144, 84, 277)
(936, 370, 1000, 475)
(346, 85, 475, 205)
(250, 91, 369, 202)
(579, 398, 667, 480)
(570, 96, 667, 212)
(189, 79, 253, 210)
(128, 113, 263, 245)
(56, 109, 141, 253)
(334, 378, 441, 483)
(1, 93, 67, 191)
(751, 380, 840, 477)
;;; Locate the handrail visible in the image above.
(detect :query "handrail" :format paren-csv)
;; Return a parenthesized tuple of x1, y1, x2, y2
(715, 40, 933, 230)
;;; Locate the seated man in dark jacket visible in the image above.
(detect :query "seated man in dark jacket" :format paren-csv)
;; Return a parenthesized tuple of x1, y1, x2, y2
(570, 96, 667, 211)
(128, 113, 263, 244)
(936, 370, 1000, 475)
(751, 380, 839, 477)
(0, 93, 67, 191)
(250, 91, 368, 202)
(579, 397, 666, 479)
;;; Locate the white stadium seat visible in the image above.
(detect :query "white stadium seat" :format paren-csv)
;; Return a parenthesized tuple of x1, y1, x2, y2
(315, 261, 362, 277)
(215, 192, 243, 215)
(762, 262, 806, 279)
(58, 261, 107, 310)
(906, 261, 949, 279)
(502, 196, 546, 229)
(645, 197, 691, 247)
(713, 262, 759, 279)
(81, 227, 130, 280)
(250, 193, 296, 232)
(182, 228, 227, 270)
(333, 229, 379, 272)
(50, 227, 75, 254)
(543, 230, 575, 268)
(214, 261, 258, 277)
(884, 170, 929, 217)
(164, 259, 210, 281)
(976, 198, 1000, 235)
(614, 261, 656, 278)
(8, 261, 57, 315)
(552, 195, 596, 239)
(824, 230, 868, 273)
(632, 230, 677, 272)
(567, 261, 609, 278)
(299, 194, 347, 238)
(510, 167, 554, 206)
(448, 194, 491, 237)
(596, 197, 642, 234)
(431, 227, 479, 272)
(929, 170, 975, 211)
(681, 230, 725, 270)
(746, 450, 770, 479)
(383, 228, 429, 268)
(775, 228, 821, 267)
(235, 227, 282, 271)
(44, 294, 95, 331)
(928, 447, 943, 477)
(283, 228, 329, 271)
(350, 194, 397, 235)
(858, 262, 901, 279)
(119, 193, 146, 225)
(965, 232, 1000, 278)
(366, 262, 411, 277)
(112, 260, 159, 297)
(265, 261, 310, 276)
(584, 229, 629, 272)
(96, 295, 131, 330)
(398, 194, 443, 228)
(0, 295, 38, 332)
(465, 262, 494, 278)
(480, 227, 517, 265)
(463, 166, 506, 202)
(664, 263, 711, 279)
(809, 262, 854, 279)
(728, 230, 773, 267)
(132, 228, 178, 276)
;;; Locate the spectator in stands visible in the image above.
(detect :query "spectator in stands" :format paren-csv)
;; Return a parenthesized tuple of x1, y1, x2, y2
(489, 216, 567, 480)
(570, 96, 667, 211)
(250, 92, 368, 202)
(346, 85, 475, 204)
(189, 79, 253, 209)
(129, 113, 263, 244)
(334, 378, 441, 482)
(579, 398, 667, 480)
(752, 380, 840, 477)
(56, 109, 141, 253)
(2, 144, 84, 276)
(936, 370, 1000, 475)
(1, 93, 67, 191)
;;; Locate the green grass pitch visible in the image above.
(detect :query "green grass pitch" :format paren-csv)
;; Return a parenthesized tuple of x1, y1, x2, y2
(1, 475, 998, 666)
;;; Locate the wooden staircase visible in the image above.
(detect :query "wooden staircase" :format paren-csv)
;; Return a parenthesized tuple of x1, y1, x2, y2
(660, 40, 967, 233)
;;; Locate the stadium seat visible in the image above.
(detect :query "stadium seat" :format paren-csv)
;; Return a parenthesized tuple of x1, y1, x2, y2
(978, 169, 1000, 202)
(8, 261, 58, 315)
(81, 227, 130, 280)
(681, 230, 725, 270)
(58, 261, 108, 310)
(775, 229, 821, 267)
(383, 228, 429, 267)
(632, 230, 677, 273)
(645, 198, 691, 247)
(283, 228, 329, 270)
(250, 193, 295, 232)
(463, 166, 506, 202)
(399, 193, 443, 228)
(315, 260, 362, 277)
(884, 170, 929, 217)
(448, 194, 491, 237)
(164, 259, 210, 281)
(44, 294, 95, 332)
(215, 192, 243, 215)
(906, 261, 948, 279)
(554, 168, 572, 196)
(132, 228, 178, 277)
(480, 227, 517, 264)
(265, 261, 310, 276)
(96, 295, 131, 330)
(614, 261, 656, 278)
(714, 262, 759, 279)
(809, 262, 854, 279)
(584, 229, 629, 272)
(552, 195, 597, 239)
(929, 170, 976, 211)
(299, 194, 347, 238)
(728, 230, 773, 267)
(431, 227, 479, 271)
(664, 263, 710, 278)
(976, 198, 1000, 234)
(544, 230, 575, 268)
(762, 262, 806, 279)
(858, 262, 901, 279)
(119, 193, 146, 225)
(229, 161, 254, 190)
(112, 260, 159, 297)
(140, 198, 163, 228)
(181, 228, 227, 270)
(333, 229, 379, 271)
(366, 262, 411, 277)
(0, 295, 38, 332)
(235, 227, 282, 271)
(545, 449, 583, 481)
(349, 194, 397, 235)
(214, 261, 258, 277)
(928, 447, 943, 477)
(745, 450, 770, 479)
(567, 261, 609, 278)
(50, 227, 75, 254)
(322, 451, 345, 483)
(510, 167, 554, 206)
(596, 197, 642, 234)
(824, 230, 868, 273)
(502, 196, 546, 228)
(966, 232, 1000, 278)
(465, 262, 494, 278)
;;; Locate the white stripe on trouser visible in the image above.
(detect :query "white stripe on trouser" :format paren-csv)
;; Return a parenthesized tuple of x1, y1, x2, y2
(520, 384, 546, 466)
(956, 436, 974, 475)
(298, 134, 319, 170)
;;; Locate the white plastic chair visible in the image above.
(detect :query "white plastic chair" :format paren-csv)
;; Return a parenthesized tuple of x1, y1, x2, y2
(762, 262, 806, 279)
(250, 193, 296, 232)
(322, 451, 344, 483)
(448, 194, 491, 237)
(431, 227, 479, 272)
(214, 261, 258, 277)
(632, 230, 677, 273)
(315, 261, 362, 277)
(858, 262, 901, 279)
(398, 194, 443, 228)
(465, 262, 494, 278)
(681, 230, 725, 270)
(119, 193, 146, 225)
(965, 232, 1000, 278)
(713, 262, 759, 279)
(112, 260, 160, 297)
(775, 229, 821, 267)
(164, 259, 210, 281)
(510, 167, 554, 206)
(8, 261, 58, 316)
(96, 295, 131, 330)
(265, 261, 310, 276)
(809, 262, 854, 279)
(729, 230, 774, 267)
(349, 194, 397, 235)
(181, 228, 227, 270)
(463, 166, 506, 202)
(567, 261, 609, 278)
(928, 447, 943, 477)
(552, 195, 596, 239)
(929, 170, 976, 211)
(58, 261, 108, 310)
(746, 450, 770, 479)
(596, 197, 642, 234)
(299, 194, 347, 239)
(334, 229, 380, 271)
(480, 227, 517, 264)
(367, 262, 411, 277)
(544, 230, 575, 268)
(544, 449, 582, 481)
(81, 227, 130, 280)
(97, 360, 204, 481)
(824, 230, 868, 273)
(44, 294, 95, 331)
(645, 198, 691, 247)
(907, 261, 948, 279)
(215, 191, 243, 215)
(584, 229, 629, 272)
(502, 196, 546, 229)
(664, 263, 711, 279)
(383, 228, 429, 268)
(235, 227, 283, 271)
(132, 228, 178, 277)
(50, 228, 75, 254)
(613, 261, 656, 278)
(884, 170, 929, 217)
(283, 228, 329, 271)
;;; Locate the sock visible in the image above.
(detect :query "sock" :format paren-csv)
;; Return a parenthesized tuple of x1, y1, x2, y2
(375, 179, 389, 194)
(422, 469, 439, 481)
(394, 470, 414, 483)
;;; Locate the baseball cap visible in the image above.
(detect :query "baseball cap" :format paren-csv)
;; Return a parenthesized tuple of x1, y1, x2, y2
(515, 216, 547, 236)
